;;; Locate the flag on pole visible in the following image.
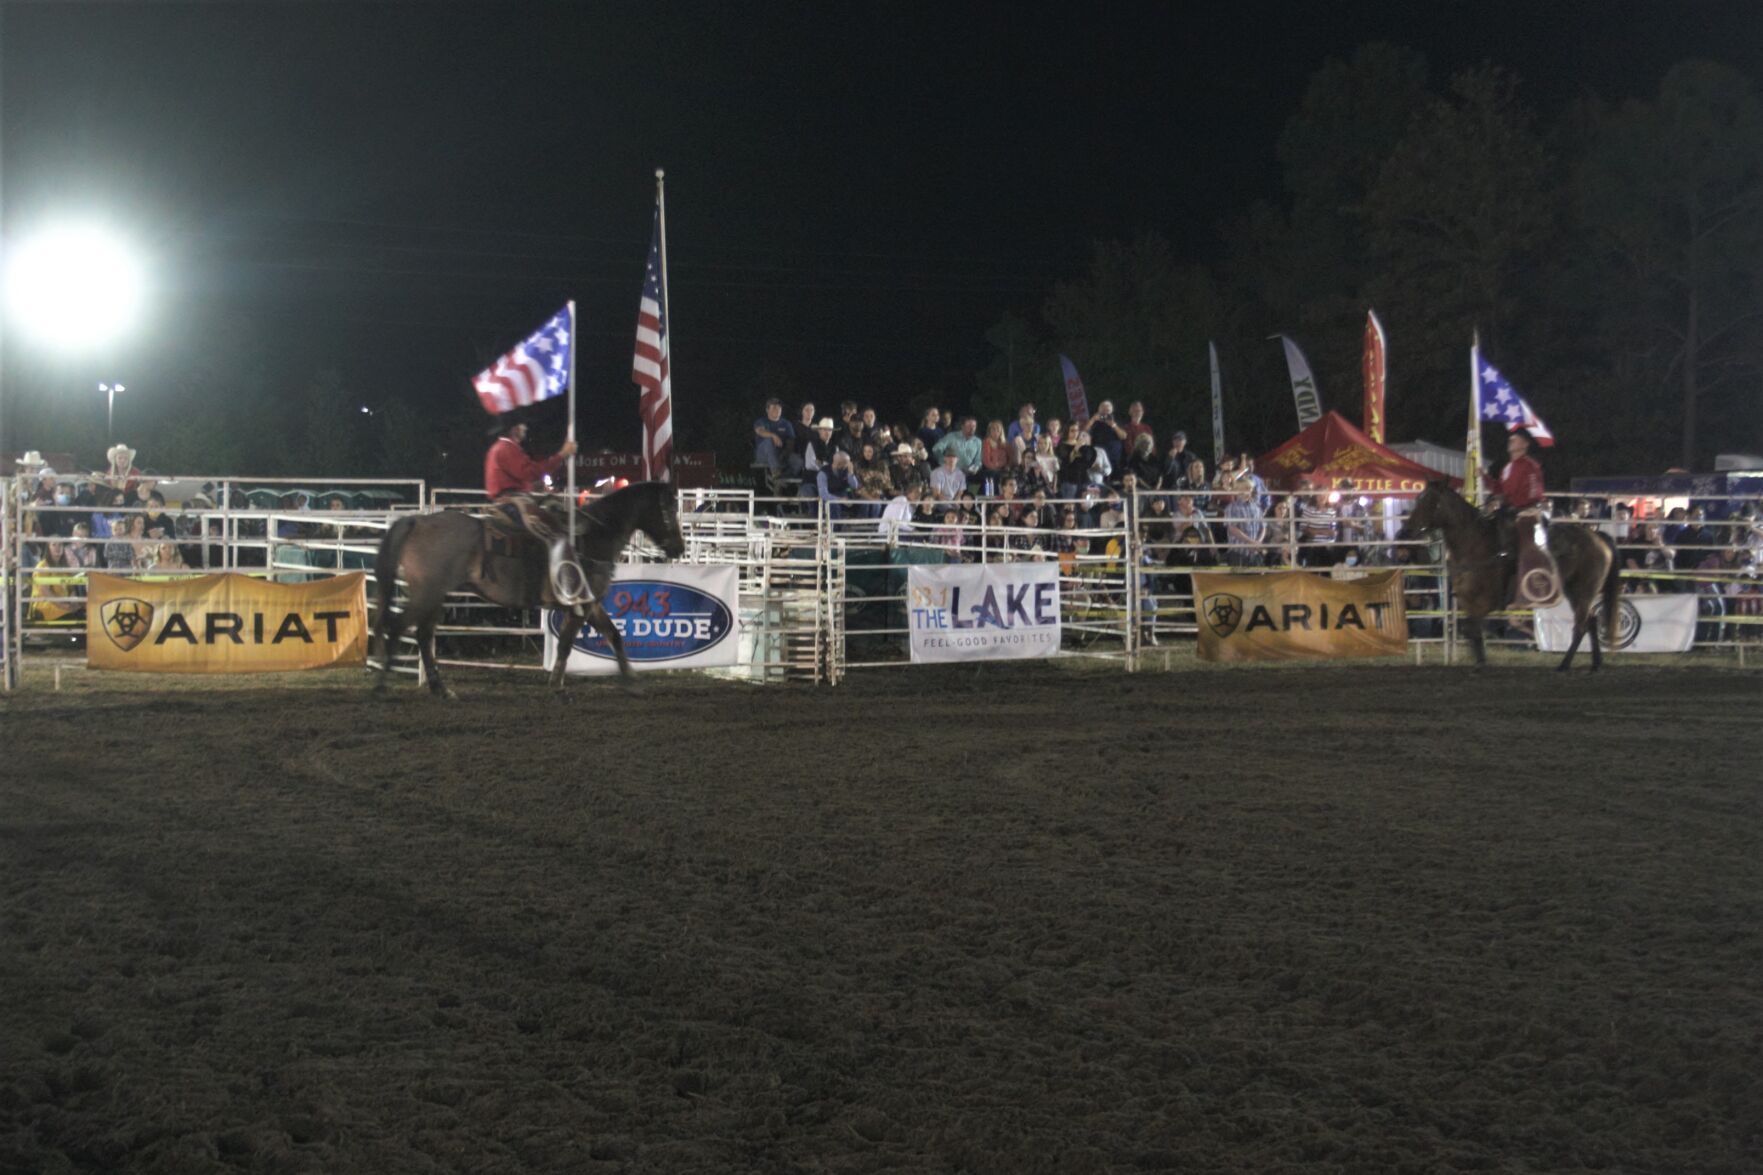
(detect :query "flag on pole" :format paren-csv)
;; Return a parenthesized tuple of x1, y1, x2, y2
(1058, 354, 1090, 425)
(1274, 335, 1324, 429)
(1475, 352, 1554, 446)
(1362, 310, 1387, 444)
(632, 205, 673, 480)
(472, 306, 572, 415)
(1207, 341, 1226, 465)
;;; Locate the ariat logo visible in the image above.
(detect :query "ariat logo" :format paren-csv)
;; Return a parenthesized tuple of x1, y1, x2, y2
(101, 598, 156, 652)
(1203, 593, 1244, 638)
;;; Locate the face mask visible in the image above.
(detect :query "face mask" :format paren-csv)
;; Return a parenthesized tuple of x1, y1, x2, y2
(55, 492, 72, 505)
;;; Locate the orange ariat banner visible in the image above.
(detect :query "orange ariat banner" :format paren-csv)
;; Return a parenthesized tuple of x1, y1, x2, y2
(1193, 570, 1408, 662)
(86, 572, 368, 673)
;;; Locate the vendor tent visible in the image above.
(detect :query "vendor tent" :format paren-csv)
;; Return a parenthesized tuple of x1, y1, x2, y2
(1257, 411, 1458, 494)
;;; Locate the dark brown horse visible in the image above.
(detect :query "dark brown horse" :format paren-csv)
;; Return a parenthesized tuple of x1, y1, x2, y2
(1399, 481, 1621, 670)
(372, 481, 686, 697)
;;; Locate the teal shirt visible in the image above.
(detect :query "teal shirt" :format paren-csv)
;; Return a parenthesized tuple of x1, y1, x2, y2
(933, 432, 981, 473)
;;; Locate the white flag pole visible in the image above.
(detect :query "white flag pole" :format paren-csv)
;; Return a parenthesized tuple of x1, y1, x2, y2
(567, 299, 578, 533)
(654, 167, 673, 482)
(1467, 330, 1483, 507)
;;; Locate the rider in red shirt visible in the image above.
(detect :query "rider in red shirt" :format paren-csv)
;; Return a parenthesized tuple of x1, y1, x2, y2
(1487, 429, 1555, 603)
(484, 419, 588, 606)
(1495, 430, 1545, 510)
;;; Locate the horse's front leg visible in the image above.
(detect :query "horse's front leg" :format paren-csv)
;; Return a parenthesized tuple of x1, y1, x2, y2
(584, 600, 638, 690)
(549, 610, 584, 693)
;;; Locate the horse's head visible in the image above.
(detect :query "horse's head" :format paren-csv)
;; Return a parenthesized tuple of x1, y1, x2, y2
(639, 482, 687, 558)
(1397, 480, 1452, 541)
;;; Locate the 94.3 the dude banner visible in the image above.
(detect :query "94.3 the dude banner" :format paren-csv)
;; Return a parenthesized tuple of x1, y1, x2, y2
(87, 572, 368, 673)
(1194, 570, 1408, 662)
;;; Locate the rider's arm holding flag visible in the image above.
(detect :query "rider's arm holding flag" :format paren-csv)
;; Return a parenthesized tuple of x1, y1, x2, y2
(485, 422, 577, 500)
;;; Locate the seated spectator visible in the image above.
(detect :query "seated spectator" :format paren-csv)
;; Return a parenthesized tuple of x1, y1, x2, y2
(1007, 404, 1040, 452)
(889, 443, 929, 497)
(1057, 430, 1097, 499)
(66, 522, 100, 569)
(792, 401, 819, 468)
(836, 414, 869, 460)
(932, 417, 983, 486)
(929, 449, 966, 502)
(142, 539, 186, 570)
(852, 440, 895, 515)
(933, 508, 967, 561)
(878, 482, 922, 543)
(982, 502, 1014, 558)
(1172, 456, 1209, 512)
(1017, 449, 1055, 498)
(33, 470, 77, 538)
(1161, 432, 1193, 486)
(1043, 417, 1064, 455)
(816, 449, 857, 517)
(1168, 494, 1213, 565)
(752, 398, 797, 488)
(858, 406, 880, 440)
(800, 417, 838, 495)
(916, 406, 946, 452)
(1125, 433, 1162, 488)
(980, 420, 1014, 485)
(1018, 489, 1054, 530)
(104, 512, 145, 571)
(956, 489, 980, 524)
(140, 490, 179, 543)
(1626, 522, 1673, 592)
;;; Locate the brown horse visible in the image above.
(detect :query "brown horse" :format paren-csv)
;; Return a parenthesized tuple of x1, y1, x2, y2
(1398, 481, 1621, 671)
(372, 481, 685, 698)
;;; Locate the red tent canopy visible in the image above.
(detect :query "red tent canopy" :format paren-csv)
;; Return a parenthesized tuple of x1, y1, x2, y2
(1256, 411, 1459, 495)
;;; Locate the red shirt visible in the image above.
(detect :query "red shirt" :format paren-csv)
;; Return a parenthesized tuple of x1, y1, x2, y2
(485, 437, 566, 500)
(1497, 454, 1545, 510)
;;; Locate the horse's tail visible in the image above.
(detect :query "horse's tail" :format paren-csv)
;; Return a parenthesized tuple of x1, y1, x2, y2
(375, 515, 419, 634)
(1597, 531, 1623, 647)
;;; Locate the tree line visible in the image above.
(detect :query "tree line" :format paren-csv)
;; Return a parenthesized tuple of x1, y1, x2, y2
(973, 47, 1761, 480)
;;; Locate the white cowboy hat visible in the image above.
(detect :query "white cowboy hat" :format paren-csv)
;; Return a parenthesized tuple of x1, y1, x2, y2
(18, 450, 45, 471)
(107, 444, 137, 470)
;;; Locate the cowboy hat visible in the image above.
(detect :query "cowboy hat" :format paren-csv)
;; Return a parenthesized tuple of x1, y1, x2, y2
(107, 444, 137, 470)
(17, 450, 44, 471)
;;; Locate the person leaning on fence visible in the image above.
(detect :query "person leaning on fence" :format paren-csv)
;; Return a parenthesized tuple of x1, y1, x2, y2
(1222, 481, 1266, 567)
(1296, 482, 1339, 566)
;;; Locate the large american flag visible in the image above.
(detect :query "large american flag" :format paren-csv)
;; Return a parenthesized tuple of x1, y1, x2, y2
(1476, 356, 1555, 446)
(472, 305, 571, 415)
(632, 207, 673, 480)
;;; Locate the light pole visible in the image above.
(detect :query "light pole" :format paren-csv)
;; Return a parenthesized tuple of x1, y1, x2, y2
(99, 382, 127, 442)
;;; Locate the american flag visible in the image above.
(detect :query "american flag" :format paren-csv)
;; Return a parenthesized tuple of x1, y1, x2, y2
(1475, 356, 1555, 446)
(472, 306, 571, 415)
(632, 207, 673, 480)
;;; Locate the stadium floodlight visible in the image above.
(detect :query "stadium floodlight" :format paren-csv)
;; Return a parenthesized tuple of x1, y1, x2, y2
(2, 222, 145, 351)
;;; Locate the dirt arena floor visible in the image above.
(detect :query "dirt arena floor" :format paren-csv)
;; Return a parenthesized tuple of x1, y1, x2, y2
(2, 660, 1759, 1174)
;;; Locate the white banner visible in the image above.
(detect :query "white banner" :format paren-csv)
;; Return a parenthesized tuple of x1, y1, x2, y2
(546, 564, 740, 675)
(907, 563, 1061, 663)
(1277, 334, 1323, 430)
(1535, 593, 1696, 654)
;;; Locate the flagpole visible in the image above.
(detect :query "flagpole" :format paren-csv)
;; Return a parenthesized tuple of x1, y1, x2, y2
(654, 168, 672, 482)
(566, 299, 578, 534)
(1467, 330, 1483, 506)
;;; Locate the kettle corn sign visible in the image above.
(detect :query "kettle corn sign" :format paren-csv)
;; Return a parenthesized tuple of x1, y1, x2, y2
(1193, 570, 1408, 662)
(87, 572, 368, 673)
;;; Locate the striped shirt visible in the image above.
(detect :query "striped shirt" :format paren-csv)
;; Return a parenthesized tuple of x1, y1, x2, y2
(1298, 501, 1338, 544)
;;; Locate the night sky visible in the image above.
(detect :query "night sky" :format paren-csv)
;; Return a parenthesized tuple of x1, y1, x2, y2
(3, 1, 1759, 469)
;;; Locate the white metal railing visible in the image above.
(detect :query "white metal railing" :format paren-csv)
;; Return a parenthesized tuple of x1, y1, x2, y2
(5, 480, 1759, 689)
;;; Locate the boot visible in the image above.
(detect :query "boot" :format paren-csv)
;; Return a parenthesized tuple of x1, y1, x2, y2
(549, 537, 591, 606)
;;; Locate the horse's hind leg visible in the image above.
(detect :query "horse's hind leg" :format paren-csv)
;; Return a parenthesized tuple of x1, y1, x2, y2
(1557, 619, 1585, 672)
(548, 610, 584, 693)
(416, 620, 456, 700)
(1465, 615, 1488, 669)
(375, 603, 404, 692)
